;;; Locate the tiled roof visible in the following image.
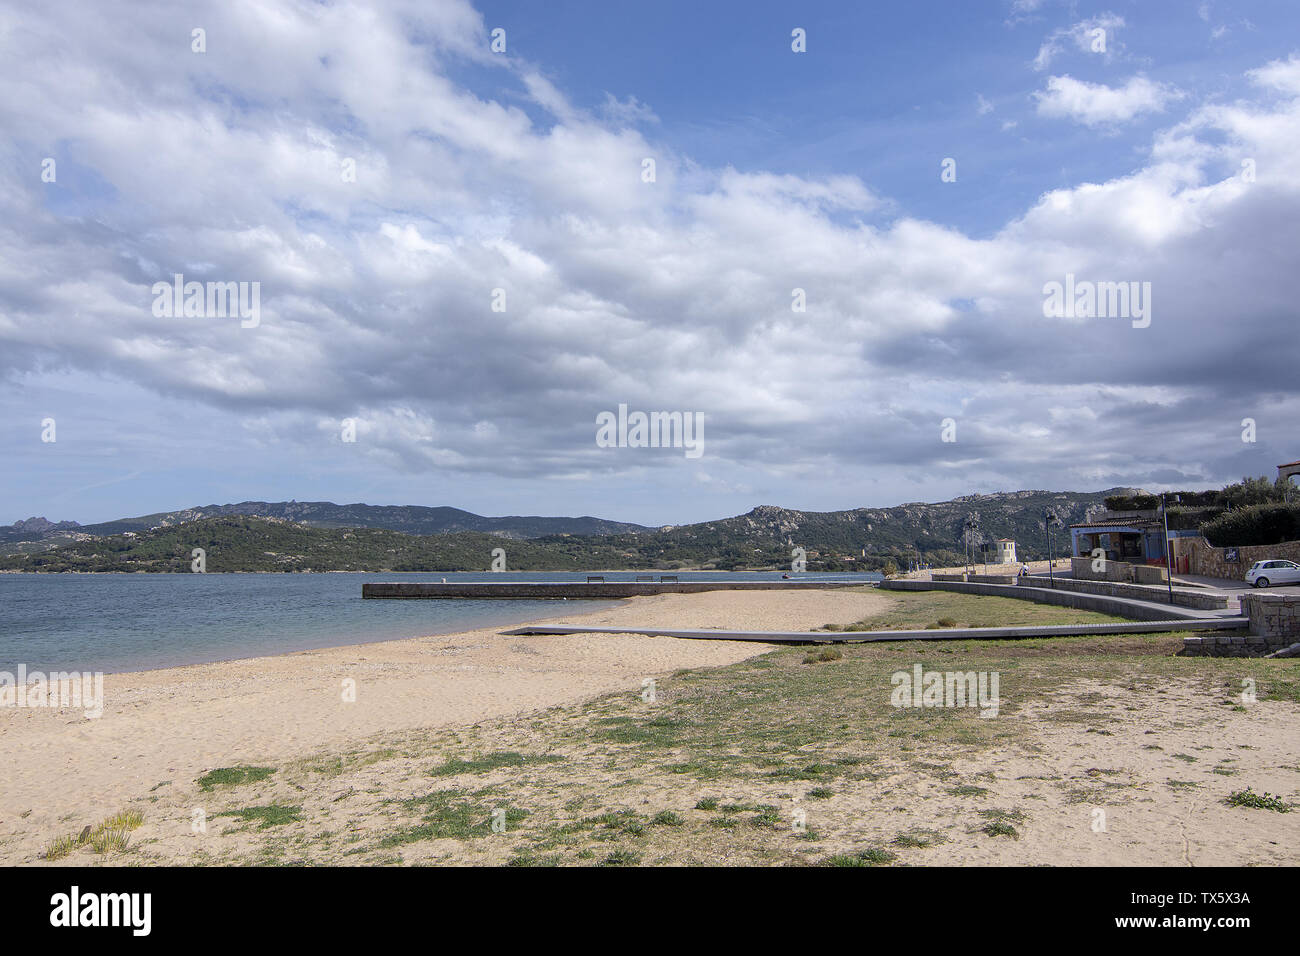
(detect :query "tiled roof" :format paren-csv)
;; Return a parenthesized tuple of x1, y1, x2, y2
(1069, 519, 1159, 529)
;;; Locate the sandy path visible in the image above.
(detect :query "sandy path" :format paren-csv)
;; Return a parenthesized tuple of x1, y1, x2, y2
(0, 588, 886, 837)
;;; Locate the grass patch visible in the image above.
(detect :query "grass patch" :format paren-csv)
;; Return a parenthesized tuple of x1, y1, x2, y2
(1225, 788, 1291, 812)
(382, 790, 529, 844)
(824, 847, 897, 866)
(893, 829, 947, 848)
(217, 804, 303, 829)
(42, 809, 146, 860)
(598, 849, 641, 866)
(507, 852, 561, 867)
(89, 828, 131, 854)
(982, 821, 1019, 839)
(429, 751, 564, 777)
(42, 834, 78, 861)
(197, 766, 276, 791)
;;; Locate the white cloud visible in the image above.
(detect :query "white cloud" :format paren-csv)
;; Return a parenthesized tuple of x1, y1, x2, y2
(0, 4, 1298, 514)
(1034, 74, 1184, 127)
(1033, 14, 1126, 71)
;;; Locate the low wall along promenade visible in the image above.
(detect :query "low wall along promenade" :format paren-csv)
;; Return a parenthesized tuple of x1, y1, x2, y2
(1181, 535, 1300, 580)
(1070, 556, 1168, 585)
(1183, 592, 1300, 657)
(1017, 575, 1228, 611)
(878, 578, 1218, 623)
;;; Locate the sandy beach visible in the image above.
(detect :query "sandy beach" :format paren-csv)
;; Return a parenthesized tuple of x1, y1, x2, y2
(3, 585, 1297, 867)
(0, 588, 888, 858)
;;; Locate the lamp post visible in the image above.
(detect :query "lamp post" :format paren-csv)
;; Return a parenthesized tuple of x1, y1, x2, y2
(1044, 510, 1057, 588)
(963, 515, 979, 576)
(1161, 492, 1179, 604)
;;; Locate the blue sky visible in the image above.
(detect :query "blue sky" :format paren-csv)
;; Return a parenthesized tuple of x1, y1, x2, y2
(473, 0, 1297, 232)
(2, 0, 1299, 527)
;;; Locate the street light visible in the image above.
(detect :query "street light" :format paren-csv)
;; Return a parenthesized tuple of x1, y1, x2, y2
(963, 514, 979, 575)
(1044, 510, 1058, 588)
(1161, 492, 1179, 604)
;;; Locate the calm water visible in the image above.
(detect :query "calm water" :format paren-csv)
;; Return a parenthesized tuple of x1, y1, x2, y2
(0, 571, 879, 674)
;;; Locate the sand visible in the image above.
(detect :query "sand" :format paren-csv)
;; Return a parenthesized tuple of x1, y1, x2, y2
(0, 588, 887, 853)
(3, 586, 1296, 866)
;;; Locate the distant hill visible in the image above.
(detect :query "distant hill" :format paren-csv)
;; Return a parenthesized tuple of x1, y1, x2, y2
(0, 516, 647, 573)
(565, 488, 1132, 569)
(1, 500, 650, 551)
(0, 488, 1137, 572)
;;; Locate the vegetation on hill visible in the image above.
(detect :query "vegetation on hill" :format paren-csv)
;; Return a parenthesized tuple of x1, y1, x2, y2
(0, 500, 649, 544)
(0, 487, 1125, 573)
(0, 518, 640, 573)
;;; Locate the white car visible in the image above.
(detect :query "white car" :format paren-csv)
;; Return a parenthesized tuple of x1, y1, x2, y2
(1245, 559, 1300, 587)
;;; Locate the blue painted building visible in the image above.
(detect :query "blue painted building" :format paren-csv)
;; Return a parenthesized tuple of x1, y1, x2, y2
(1070, 517, 1166, 564)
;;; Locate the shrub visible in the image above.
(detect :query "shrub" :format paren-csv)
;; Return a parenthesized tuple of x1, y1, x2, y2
(1202, 503, 1300, 547)
(1225, 788, 1291, 812)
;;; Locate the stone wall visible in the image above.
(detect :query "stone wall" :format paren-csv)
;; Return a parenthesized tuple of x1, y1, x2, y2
(1182, 536, 1300, 580)
(933, 572, 1031, 585)
(1020, 575, 1227, 611)
(880, 578, 1215, 622)
(1181, 592, 1300, 656)
(1071, 556, 1167, 584)
(1132, 564, 1169, 585)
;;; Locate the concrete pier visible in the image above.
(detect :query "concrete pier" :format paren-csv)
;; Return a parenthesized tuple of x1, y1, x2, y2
(362, 580, 866, 600)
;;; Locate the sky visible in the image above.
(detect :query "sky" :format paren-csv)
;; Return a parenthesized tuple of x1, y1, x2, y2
(2, 0, 1299, 527)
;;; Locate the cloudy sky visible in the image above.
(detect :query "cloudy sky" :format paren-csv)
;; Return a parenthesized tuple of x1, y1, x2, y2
(2, 0, 1298, 527)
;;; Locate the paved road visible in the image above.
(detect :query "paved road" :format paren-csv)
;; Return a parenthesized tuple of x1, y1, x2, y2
(1175, 573, 1300, 593)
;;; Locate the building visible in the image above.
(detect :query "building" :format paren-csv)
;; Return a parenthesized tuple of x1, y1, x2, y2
(1279, 460, 1300, 485)
(989, 538, 1017, 564)
(1069, 514, 1167, 565)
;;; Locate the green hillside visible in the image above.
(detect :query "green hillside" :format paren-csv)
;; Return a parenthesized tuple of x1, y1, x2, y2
(0, 487, 1127, 573)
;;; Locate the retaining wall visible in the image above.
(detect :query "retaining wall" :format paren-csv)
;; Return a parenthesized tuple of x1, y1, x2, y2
(879, 578, 1216, 622)
(1018, 575, 1227, 611)
(1182, 536, 1300, 580)
(1070, 556, 1168, 584)
(1186, 592, 1300, 656)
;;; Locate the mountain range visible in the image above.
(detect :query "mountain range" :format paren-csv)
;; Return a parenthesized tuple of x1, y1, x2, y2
(0, 501, 649, 550)
(1, 488, 1132, 571)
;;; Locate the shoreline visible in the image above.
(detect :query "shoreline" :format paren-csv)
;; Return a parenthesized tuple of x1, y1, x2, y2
(0, 568, 884, 575)
(0, 587, 891, 858)
(19, 599, 628, 678)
